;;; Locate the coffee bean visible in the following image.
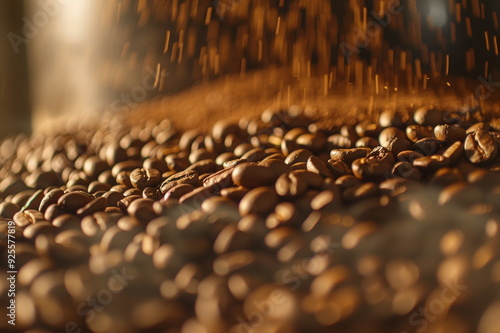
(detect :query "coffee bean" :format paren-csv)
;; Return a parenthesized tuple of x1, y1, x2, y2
(232, 163, 276, 188)
(23, 221, 57, 240)
(179, 185, 217, 206)
(391, 161, 421, 180)
(166, 154, 190, 172)
(296, 133, 326, 152)
(382, 137, 412, 155)
(111, 160, 142, 178)
(220, 186, 249, 201)
(413, 155, 449, 173)
(406, 125, 434, 142)
(201, 196, 239, 215)
(239, 187, 279, 216)
(413, 107, 442, 126)
(143, 187, 161, 200)
(284, 149, 313, 165)
(52, 214, 81, 230)
(189, 148, 216, 164)
(429, 167, 463, 186)
(130, 168, 161, 190)
(344, 182, 379, 201)
(355, 137, 379, 148)
(143, 158, 169, 174)
(128, 198, 156, 223)
(355, 121, 380, 137)
(76, 197, 108, 216)
(241, 148, 267, 162)
(0, 201, 19, 219)
(464, 129, 499, 164)
(311, 190, 340, 210)
(328, 134, 353, 149)
(412, 138, 442, 155)
(57, 191, 94, 213)
(102, 191, 124, 207)
(290, 162, 307, 170)
(83, 156, 108, 179)
(466, 122, 490, 134)
(216, 152, 238, 165)
(44, 204, 66, 221)
(438, 182, 484, 206)
(88, 181, 111, 194)
(366, 146, 396, 165)
(441, 141, 464, 165)
(434, 124, 467, 142)
(186, 159, 217, 174)
(258, 159, 292, 178)
(329, 148, 370, 166)
(397, 150, 424, 163)
(351, 158, 392, 181)
(212, 120, 241, 141)
(379, 110, 404, 128)
(123, 188, 142, 197)
(378, 127, 406, 145)
(160, 170, 199, 194)
(163, 184, 195, 200)
(306, 156, 334, 178)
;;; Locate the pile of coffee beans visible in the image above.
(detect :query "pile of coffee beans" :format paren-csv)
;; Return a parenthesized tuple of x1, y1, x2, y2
(1, 106, 499, 332)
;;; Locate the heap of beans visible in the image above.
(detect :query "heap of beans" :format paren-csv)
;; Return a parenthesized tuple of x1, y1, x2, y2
(1, 106, 500, 333)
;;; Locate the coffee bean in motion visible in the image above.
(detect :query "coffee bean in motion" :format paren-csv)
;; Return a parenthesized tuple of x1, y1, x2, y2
(464, 129, 499, 164)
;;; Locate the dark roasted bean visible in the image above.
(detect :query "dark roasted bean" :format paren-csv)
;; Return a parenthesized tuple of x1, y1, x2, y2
(284, 149, 313, 165)
(355, 137, 379, 148)
(232, 163, 276, 188)
(258, 159, 292, 178)
(412, 137, 442, 155)
(128, 198, 156, 223)
(391, 161, 421, 180)
(116, 170, 133, 187)
(57, 191, 94, 213)
(164, 183, 196, 200)
(379, 109, 404, 128)
(413, 106, 442, 126)
(160, 169, 199, 194)
(326, 159, 351, 177)
(413, 155, 449, 173)
(0, 201, 19, 219)
(77, 197, 108, 216)
(434, 124, 467, 142)
(44, 204, 66, 221)
(378, 127, 406, 145)
(220, 186, 249, 201)
(102, 190, 124, 207)
(351, 158, 392, 181)
(239, 187, 279, 216)
(329, 148, 370, 166)
(306, 156, 334, 178)
(117, 195, 142, 213)
(87, 181, 111, 194)
(123, 188, 141, 197)
(111, 160, 142, 178)
(142, 187, 161, 200)
(397, 150, 424, 163)
(130, 168, 161, 190)
(405, 125, 434, 142)
(382, 137, 412, 155)
(441, 141, 464, 165)
(464, 129, 499, 164)
(429, 168, 463, 186)
(186, 159, 217, 174)
(355, 121, 380, 137)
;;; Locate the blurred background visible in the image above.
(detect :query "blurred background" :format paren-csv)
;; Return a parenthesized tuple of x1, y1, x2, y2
(1, 0, 499, 138)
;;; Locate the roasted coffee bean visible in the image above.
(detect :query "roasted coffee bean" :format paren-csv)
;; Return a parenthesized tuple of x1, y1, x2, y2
(275, 172, 307, 197)
(220, 186, 249, 201)
(142, 187, 161, 200)
(241, 148, 267, 162)
(366, 146, 396, 165)
(351, 158, 392, 181)
(13, 211, 32, 227)
(239, 187, 279, 216)
(379, 109, 404, 128)
(413, 155, 449, 173)
(117, 195, 142, 213)
(355, 137, 379, 148)
(391, 161, 421, 180)
(143, 158, 169, 174)
(98, 170, 115, 185)
(23, 221, 58, 240)
(160, 169, 199, 194)
(189, 148, 216, 164)
(212, 120, 241, 141)
(179, 185, 217, 206)
(310, 190, 340, 210)
(57, 191, 94, 213)
(344, 182, 379, 201)
(101, 191, 124, 207)
(25, 170, 60, 189)
(111, 160, 142, 178)
(0, 201, 19, 219)
(438, 182, 484, 206)
(429, 168, 463, 186)
(355, 121, 380, 137)
(66, 184, 88, 193)
(202, 168, 234, 190)
(284, 149, 313, 165)
(466, 122, 490, 134)
(44, 204, 66, 221)
(306, 156, 334, 178)
(405, 125, 434, 142)
(378, 127, 406, 145)
(328, 134, 353, 149)
(397, 150, 424, 163)
(130, 168, 161, 190)
(201, 196, 239, 215)
(412, 138, 442, 155)
(163, 184, 196, 200)
(116, 170, 133, 187)
(379, 178, 420, 196)
(296, 133, 326, 152)
(232, 163, 276, 188)
(290, 162, 307, 170)
(464, 129, 499, 164)
(413, 106, 443, 126)
(52, 214, 81, 230)
(326, 159, 351, 177)
(165, 153, 190, 172)
(186, 159, 217, 174)
(128, 198, 156, 223)
(441, 141, 464, 165)
(77, 197, 108, 216)
(88, 181, 111, 194)
(83, 156, 108, 179)
(216, 152, 238, 165)
(382, 137, 412, 155)
(123, 188, 142, 197)
(258, 159, 292, 178)
(223, 158, 249, 169)
(11, 189, 36, 207)
(330, 148, 370, 166)
(434, 124, 467, 142)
